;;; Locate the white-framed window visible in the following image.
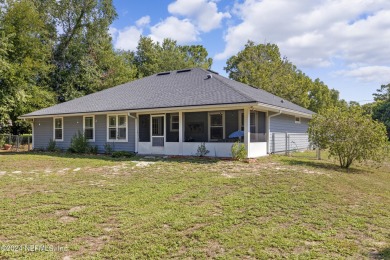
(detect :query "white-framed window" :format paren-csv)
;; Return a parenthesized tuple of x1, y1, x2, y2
(209, 111, 225, 141)
(107, 115, 128, 142)
(295, 117, 301, 124)
(83, 115, 95, 141)
(53, 117, 63, 141)
(239, 111, 257, 133)
(170, 114, 179, 132)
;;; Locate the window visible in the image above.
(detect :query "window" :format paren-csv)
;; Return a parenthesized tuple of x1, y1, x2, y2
(209, 112, 224, 141)
(83, 116, 95, 141)
(240, 111, 257, 132)
(170, 114, 179, 132)
(295, 117, 301, 124)
(107, 115, 127, 141)
(53, 117, 63, 141)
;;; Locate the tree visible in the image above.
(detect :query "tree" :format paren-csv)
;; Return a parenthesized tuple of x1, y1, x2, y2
(134, 37, 212, 78)
(225, 41, 342, 112)
(309, 106, 388, 169)
(33, 0, 137, 102)
(0, 0, 55, 133)
(369, 83, 390, 139)
(372, 102, 390, 139)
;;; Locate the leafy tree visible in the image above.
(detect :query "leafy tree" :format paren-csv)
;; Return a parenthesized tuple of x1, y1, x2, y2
(309, 106, 388, 169)
(33, 0, 137, 102)
(225, 41, 341, 112)
(0, 0, 55, 133)
(134, 36, 212, 78)
(373, 83, 390, 101)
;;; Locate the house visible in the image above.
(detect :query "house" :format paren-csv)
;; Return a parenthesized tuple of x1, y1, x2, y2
(20, 68, 314, 158)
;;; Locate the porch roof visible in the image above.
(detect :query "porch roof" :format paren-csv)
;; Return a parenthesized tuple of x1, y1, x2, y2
(21, 68, 314, 118)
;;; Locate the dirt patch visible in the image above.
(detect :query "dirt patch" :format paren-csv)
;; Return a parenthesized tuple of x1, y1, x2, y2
(69, 206, 86, 213)
(62, 235, 111, 259)
(181, 223, 208, 236)
(59, 215, 78, 223)
(204, 240, 225, 258)
(131, 161, 156, 167)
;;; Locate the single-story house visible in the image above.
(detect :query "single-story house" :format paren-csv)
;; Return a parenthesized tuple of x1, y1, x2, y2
(20, 68, 314, 158)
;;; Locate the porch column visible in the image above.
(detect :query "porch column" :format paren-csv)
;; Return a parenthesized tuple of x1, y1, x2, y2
(134, 113, 138, 153)
(243, 107, 250, 158)
(179, 111, 183, 155)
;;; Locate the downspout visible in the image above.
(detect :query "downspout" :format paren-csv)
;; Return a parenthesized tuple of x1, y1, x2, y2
(128, 113, 138, 153)
(267, 110, 282, 154)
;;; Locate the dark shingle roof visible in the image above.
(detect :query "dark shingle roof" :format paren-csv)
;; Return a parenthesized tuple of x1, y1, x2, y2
(22, 68, 314, 117)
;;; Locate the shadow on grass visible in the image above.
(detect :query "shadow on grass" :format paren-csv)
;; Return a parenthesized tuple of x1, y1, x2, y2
(279, 156, 369, 174)
(0, 151, 222, 165)
(373, 247, 390, 259)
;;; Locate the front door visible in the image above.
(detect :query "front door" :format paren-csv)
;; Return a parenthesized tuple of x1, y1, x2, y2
(151, 115, 165, 149)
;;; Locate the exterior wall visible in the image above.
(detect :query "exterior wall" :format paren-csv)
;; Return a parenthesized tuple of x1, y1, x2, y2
(33, 115, 135, 152)
(248, 142, 268, 158)
(269, 113, 309, 133)
(33, 117, 53, 149)
(269, 113, 310, 153)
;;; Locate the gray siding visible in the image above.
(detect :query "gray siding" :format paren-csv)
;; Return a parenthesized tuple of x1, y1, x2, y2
(56, 116, 83, 150)
(269, 114, 310, 153)
(33, 114, 135, 153)
(270, 114, 309, 133)
(33, 118, 53, 149)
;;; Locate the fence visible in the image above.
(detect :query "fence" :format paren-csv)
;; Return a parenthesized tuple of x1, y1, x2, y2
(0, 134, 33, 152)
(269, 132, 312, 155)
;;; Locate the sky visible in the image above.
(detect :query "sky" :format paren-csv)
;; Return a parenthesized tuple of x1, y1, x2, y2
(109, 0, 390, 104)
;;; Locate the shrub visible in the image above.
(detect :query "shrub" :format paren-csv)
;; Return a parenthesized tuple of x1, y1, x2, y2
(0, 135, 5, 148)
(68, 131, 90, 153)
(111, 151, 136, 158)
(196, 142, 209, 157)
(47, 139, 58, 152)
(104, 142, 113, 155)
(88, 145, 99, 154)
(231, 141, 247, 160)
(309, 106, 388, 169)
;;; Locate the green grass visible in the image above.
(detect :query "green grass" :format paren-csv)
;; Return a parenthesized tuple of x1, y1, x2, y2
(0, 151, 389, 259)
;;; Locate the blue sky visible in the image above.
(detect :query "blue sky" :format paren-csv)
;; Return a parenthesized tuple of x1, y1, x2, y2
(110, 0, 390, 104)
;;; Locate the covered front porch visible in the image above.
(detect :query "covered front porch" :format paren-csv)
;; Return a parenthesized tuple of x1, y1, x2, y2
(136, 107, 268, 158)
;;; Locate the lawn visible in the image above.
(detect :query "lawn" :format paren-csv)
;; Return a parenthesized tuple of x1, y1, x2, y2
(0, 152, 389, 259)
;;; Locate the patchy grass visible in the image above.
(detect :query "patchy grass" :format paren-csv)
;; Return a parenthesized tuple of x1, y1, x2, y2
(0, 151, 389, 259)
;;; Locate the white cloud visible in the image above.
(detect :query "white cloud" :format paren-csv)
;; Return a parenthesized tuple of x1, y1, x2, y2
(168, 0, 230, 32)
(215, 0, 390, 73)
(336, 66, 390, 83)
(111, 26, 142, 51)
(136, 16, 151, 27)
(149, 16, 199, 44)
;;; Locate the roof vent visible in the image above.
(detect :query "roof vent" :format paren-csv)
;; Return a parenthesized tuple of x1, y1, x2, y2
(177, 69, 191, 73)
(206, 74, 213, 79)
(157, 72, 170, 76)
(281, 99, 284, 103)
